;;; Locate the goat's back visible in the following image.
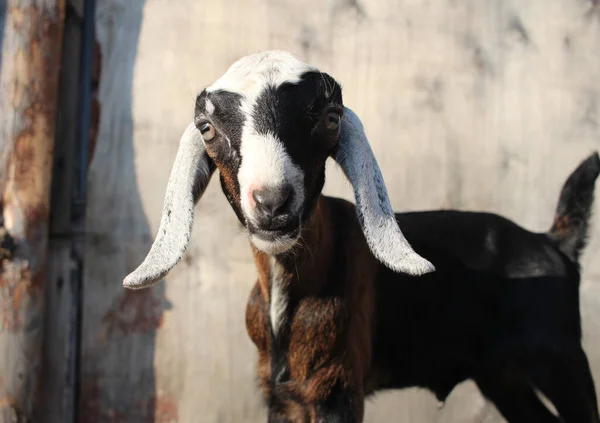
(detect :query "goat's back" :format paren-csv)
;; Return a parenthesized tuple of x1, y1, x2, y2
(396, 210, 573, 278)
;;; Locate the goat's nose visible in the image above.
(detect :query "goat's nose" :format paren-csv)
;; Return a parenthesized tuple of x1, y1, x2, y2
(252, 185, 292, 217)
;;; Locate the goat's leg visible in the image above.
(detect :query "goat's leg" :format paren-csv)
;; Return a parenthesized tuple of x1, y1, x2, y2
(268, 397, 310, 423)
(474, 373, 560, 423)
(313, 387, 362, 423)
(267, 388, 361, 423)
(575, 348, 600, 417)
(525, 350, 600, 423)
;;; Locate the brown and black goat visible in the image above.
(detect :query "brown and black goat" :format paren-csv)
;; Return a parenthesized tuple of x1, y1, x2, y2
(124, 51, 600, 423)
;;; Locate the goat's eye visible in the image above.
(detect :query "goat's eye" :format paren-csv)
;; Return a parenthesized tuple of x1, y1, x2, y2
(199, 122, 216, 141)
(325, 112, 341, 130)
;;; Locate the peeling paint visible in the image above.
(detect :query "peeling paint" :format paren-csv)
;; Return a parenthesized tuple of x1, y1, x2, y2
(2, 3, 65, 264)
(0, 264, 45, 332)
(332, 0, 367, 19)
(146, 395, 179, 423)
(102, 288, 165, 335)
(0, 227, 16, 260)
(80, 374, 165, 423)
(80, 375, 101, 423)
(509, 15, 530, 46)
(88, 39, 102, 166)
(0, 394, 26, 423)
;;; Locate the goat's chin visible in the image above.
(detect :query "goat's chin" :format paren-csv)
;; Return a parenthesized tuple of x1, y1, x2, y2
(250, 233, 299, 255)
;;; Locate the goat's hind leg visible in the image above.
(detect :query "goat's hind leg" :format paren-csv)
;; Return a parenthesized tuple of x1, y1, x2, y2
(576, 348, 600, 418)
(475, 374, 560, 423)
(526, 349, 600, 423)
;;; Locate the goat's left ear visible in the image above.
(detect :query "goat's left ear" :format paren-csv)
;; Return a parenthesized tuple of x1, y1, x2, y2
(123, 123, 215, 289)
(332, 107, 435, 275)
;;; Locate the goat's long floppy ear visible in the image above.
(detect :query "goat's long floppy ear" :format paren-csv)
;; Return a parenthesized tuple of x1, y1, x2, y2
(333, 107, 435, 275)
(123, 123, 215, 289)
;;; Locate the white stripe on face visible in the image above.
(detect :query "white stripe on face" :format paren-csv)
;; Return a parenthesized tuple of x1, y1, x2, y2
(237, 126, 305, 226)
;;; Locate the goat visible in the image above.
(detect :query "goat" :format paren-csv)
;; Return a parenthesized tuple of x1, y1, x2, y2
(124, 51, 600, 423)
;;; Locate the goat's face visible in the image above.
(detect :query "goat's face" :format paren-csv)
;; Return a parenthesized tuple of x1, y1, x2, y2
(196, 65, 343, 254)
(123, 51, 435, 289)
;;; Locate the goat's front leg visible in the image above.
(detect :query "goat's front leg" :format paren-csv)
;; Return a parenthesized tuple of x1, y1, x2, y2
(268, 381, 363, 423)
(312, 384, 363, 423)
(246, 283, 271, 401)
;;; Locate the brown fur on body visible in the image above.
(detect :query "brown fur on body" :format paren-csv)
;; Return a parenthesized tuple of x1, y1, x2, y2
(246, 197, 377, 422)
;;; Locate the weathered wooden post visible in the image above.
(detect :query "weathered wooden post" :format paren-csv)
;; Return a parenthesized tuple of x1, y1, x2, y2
(0, 1, 66, 421)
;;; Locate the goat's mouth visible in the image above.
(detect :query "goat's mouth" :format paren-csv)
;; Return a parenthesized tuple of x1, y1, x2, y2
(248, 221, 301, 255)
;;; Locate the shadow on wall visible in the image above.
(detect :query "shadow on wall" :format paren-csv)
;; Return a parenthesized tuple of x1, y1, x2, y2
(79, 1, 174, 421)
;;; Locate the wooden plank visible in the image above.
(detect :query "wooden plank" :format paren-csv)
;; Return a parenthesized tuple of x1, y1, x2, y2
(37, 1, 100, 420)
(80, 1, 165, 421)
(87, 0, 600, 422)
(0, 1, 66, 422)
(67, 0, 84, 20)
(34, 4, 83, 422)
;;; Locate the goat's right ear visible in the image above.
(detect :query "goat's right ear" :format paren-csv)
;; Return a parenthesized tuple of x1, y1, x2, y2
(123, 123, 215, 289)
(332, 107, 435, 276)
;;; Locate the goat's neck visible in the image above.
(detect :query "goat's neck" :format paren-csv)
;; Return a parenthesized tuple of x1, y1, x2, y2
(251, 196, 334, 334)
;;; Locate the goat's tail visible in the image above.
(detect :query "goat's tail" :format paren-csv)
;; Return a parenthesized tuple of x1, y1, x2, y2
(547, 152, 600, 263)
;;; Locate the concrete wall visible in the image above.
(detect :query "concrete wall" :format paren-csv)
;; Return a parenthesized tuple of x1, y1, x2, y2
(84, 0, 600, 421)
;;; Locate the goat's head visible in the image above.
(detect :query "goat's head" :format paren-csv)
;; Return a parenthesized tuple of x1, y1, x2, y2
(124, 51, 434, 289)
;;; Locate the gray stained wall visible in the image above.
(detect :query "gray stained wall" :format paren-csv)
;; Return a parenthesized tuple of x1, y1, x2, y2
(84, 0, 600, 421)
